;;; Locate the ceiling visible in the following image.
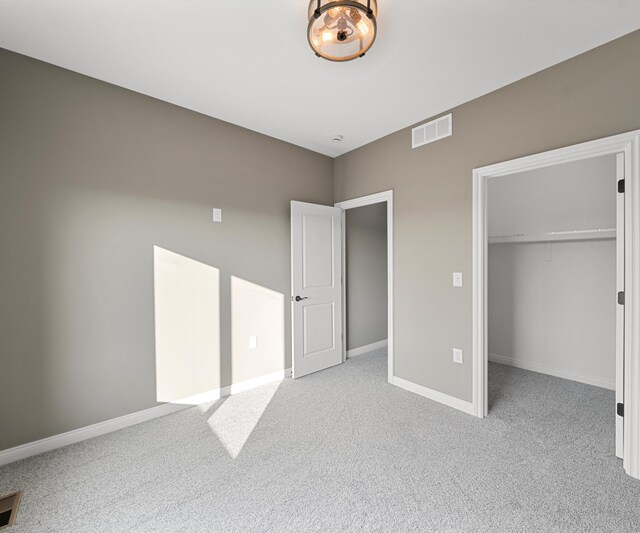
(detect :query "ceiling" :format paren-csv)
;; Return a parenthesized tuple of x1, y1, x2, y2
(1, 1, 639, 157)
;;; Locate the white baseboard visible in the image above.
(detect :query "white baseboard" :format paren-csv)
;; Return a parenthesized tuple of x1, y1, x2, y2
(228, 368, 292, 395)
(391, 376, 476, 416)
(489, 353, 615, 390)
(347, 339, 388, 358)
(0, 367, 292, 467)
(0, 403, 188, 467)
(172, 368, 292, 405)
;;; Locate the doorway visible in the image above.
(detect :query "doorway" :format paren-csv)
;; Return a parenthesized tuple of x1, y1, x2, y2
(336, 191, 394, 382)
(487, 154, 621, 455)
(472, 130, 640, 479)
(290, 191, 394, 382)
(339, 197, 390, 378)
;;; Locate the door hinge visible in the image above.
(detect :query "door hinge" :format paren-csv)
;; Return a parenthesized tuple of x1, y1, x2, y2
(617, 403, 624, 417)
(618, 179, 625, 193)
(618, 291, 625, 305)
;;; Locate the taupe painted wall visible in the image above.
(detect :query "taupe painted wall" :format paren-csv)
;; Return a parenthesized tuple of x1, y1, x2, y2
(345, 203, 387, 350)
(3, 29, 640, 450)
(0, 48, 333, 450)
(334, 30, 640, 402)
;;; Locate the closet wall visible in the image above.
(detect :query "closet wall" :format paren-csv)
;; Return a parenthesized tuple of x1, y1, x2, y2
(488, 155, 617, 389)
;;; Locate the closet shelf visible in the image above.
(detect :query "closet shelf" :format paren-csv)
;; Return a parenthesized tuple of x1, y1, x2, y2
(488, 228, 616, 244)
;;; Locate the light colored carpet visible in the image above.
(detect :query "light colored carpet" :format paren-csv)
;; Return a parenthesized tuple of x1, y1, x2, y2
(1, 348, 639, 532)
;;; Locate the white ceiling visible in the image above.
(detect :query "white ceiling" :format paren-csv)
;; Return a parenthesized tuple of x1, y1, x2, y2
(1, 1, 639, 157)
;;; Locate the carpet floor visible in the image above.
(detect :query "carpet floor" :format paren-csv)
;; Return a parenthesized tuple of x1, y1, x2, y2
(1, 348, 639, 532)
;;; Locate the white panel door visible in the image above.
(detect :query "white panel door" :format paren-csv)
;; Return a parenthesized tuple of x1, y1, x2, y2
(291, 201, 343, 378)
(616, 152, 625, 459)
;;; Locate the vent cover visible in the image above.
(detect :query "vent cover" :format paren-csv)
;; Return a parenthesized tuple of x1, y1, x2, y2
(412, 114, 452, 149)
(0, 491, 21, 530)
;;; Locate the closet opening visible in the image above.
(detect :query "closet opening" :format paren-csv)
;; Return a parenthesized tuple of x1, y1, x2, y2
(473, 130, 640, 478)
(486, 153, 623, 455)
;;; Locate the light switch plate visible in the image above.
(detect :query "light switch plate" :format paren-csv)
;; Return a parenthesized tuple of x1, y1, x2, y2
(213, 208, 222, 222)
(249, 336, 257, 349)
(453, 348, 463, 364)
(453, 272, 463, 287)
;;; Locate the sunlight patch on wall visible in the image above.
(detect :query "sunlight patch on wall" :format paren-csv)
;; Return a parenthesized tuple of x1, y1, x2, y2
(206, 380, 281, 458)
(154, 246, 220, 403)
(231, 276, 285, 383)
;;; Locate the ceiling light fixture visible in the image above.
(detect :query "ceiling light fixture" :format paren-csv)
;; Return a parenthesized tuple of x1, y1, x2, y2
(308, 1, 377, 62)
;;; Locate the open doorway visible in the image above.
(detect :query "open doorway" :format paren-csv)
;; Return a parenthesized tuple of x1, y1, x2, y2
(336, 191, 394, 382)
(289, 192, 394, 382)
(486, 154, 621, 455)
(472, 130, 640, 479)
(343, 201, 388, 371)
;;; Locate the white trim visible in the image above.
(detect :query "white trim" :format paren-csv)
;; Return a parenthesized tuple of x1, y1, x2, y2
(489, 353, 615, 390)
(0, 368, 291, 467)
(335, 190, 394, 384)
(391, 376, 475, 415)
(228, 368, 291, 395)
(0, 403, 187, 467)
(625, 129, 640, 479)
(347, 339, 388, 358)
(472, 129, 640, 480)
(335, 190, 393, 210)
(172, 368, 292, 405)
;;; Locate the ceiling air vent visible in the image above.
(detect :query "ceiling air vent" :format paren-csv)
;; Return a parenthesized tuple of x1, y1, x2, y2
(411, 114, 452, 149)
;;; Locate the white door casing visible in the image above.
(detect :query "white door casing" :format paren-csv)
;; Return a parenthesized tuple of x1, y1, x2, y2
(291, 201, 343, 378)
(335, 190, 394, 384)
(473, 129, 640, 479)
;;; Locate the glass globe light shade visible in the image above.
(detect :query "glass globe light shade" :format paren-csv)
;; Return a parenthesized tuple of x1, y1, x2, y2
(308, 0, 378, 62)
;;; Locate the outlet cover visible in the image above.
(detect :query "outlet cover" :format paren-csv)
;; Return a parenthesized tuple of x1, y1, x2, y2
(453, 348, 463, 364)
(249, 336, 257, 349)
(213, 208, 222, 222)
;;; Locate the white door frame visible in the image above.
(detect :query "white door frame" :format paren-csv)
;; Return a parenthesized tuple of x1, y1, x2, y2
(335, 190, 394, 383)
(472, 130, 640, 479)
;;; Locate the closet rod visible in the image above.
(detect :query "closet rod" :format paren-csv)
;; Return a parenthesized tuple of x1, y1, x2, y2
(488, 228, 616, 244)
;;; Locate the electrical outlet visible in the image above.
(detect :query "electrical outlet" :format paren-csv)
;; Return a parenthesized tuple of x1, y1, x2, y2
(453, 272, 463, 287)
(212, 208, 222, 222)
(453, 348, 463, 364)
(249, 336, 257, 349)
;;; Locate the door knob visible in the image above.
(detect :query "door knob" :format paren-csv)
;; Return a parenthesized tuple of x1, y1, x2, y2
(295, 295, 308, 302)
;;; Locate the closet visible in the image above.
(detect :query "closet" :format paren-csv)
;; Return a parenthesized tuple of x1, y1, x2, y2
(487, 154, 618, 390)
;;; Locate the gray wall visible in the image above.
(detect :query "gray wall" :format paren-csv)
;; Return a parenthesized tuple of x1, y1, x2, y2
(345, 203, 387, 350)
(334, 30, 640, 402)
(0, 48, 333, 450)
(488, 156, 617, 388)
(3, 29, 640, 450)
